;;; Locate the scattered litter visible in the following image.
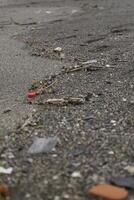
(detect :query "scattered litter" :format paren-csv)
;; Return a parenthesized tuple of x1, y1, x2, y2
(0, 167, 13, 174)
(71, 171, 82, 178)
(28, 75, 57, 97)
(53, 47, 65, 60)
(28, 137, 58, 154)
(88, 184, 128, 200)
(44, 97, 84, 105)
(27, 91, 37, 98)
(0, 184, 9, 197)
(82, 59, 97, 65)
(109, 177, 134, 189)
(124, 166, 134, 174)
(42, 94, 92, 106)
(63, 64, 102, 73)
(54, 47, 62, 52)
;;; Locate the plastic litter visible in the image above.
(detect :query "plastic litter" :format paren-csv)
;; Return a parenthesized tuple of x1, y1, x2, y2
(82, 59, 97, 65)
(0, 167, 13, 174)
(27, 91, 37, 98)
(54, 47, 62, 52)
(28, 137, 58, 154)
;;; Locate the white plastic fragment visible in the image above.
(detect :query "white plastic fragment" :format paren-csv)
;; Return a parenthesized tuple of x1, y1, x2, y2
(71, 171, 82, 178)
(82, 59, 97, 65)
(28, 137, 58, 154)
(0, 166, 13, 174)
(108, 151, 114, 155)
(54, 47, 62, 52)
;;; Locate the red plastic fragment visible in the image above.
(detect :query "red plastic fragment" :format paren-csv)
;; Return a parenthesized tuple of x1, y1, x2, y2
(27, 91, 37, 98)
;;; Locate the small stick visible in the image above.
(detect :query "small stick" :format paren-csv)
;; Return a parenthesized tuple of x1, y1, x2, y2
(66, 65, 102, 73)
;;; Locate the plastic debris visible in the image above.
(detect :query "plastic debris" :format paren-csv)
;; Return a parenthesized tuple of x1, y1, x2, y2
(109, 177, 134, 189)
(63, 64, 103, 73)
(88, 184, 128, 200)
(54, 47, 62, 52)
(82, 59, 97, 65)
(27, 91, 37, 98)
(0, 167, 13, 174)
(42, 93, 93, 106)
(44, 97, 85, 105)
(0, 184, 9, 197)
(71, 171, 82, 178)
(28, 137, 58, 154)
(53, 47, 65, 59)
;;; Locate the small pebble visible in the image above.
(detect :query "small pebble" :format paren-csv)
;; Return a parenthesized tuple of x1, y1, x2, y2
(53, 175, 59, 180)
(108, 151, 114, 155)
(124, 166, 134, 174)
(110, 120, 116, 126)
(63, 194, 70, 199)
(122, 98, 127, 102)
(54, 196, 60, 200)
(25, 193, 31, 198)
(92, 174, 99, 182)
